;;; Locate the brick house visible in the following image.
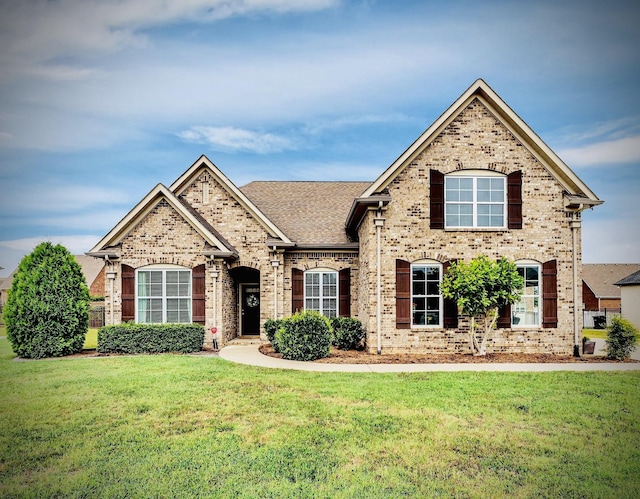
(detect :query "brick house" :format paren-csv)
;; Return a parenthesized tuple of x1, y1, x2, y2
(88, 79, 602, 354)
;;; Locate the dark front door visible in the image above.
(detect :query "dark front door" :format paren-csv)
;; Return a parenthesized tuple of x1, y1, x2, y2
(241, 285, 260, 336)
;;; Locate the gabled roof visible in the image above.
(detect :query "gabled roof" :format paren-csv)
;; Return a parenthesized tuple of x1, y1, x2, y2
(583, 264, 640, 298)
(73, 255, 105, 286)
(615, 269, 640, 287)
(360, 79, 602, 203)
(170, 155, 292, 245)
(87, 183, 237, 259)
(241, 181, 371, 246)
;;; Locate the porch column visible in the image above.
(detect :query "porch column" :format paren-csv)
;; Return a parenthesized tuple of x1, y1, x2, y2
(209, 266, 219, 328)
(106, 269, 117, 325)
(271, 257, 280, 319)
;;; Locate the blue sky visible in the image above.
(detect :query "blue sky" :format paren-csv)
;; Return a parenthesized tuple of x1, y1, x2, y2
(1, 0, 639, 277)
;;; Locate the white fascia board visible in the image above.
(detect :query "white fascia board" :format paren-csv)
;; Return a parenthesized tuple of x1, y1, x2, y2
(88, 184, 229, 253)
(170, 155, 292, 244)
(361, 79, 601, 203)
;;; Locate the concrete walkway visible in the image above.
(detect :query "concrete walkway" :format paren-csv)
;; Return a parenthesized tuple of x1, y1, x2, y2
(219, 339, 640, 373)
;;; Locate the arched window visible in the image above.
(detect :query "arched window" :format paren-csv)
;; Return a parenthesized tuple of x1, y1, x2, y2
(512, 260, 541, 327)
(445, 170, 506, 228)
(136, 264, 192, 324)
(304, 268, 338, 318)
(411, 260, 443, 327)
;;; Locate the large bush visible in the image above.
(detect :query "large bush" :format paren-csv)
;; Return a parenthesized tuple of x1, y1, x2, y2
(3, 242, 90, 359)
(331, 317, 365, 350)
(98, 323, 205, 354)
(605, 317, 639, 360)
(275, 311, 332, 361)
(264, 318, 284, 353)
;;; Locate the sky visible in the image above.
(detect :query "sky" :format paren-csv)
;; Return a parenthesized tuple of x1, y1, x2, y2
(1, 0, 639, 277)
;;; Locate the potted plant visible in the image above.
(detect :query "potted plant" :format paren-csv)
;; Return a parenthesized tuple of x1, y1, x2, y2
(582, 335, 596, 355)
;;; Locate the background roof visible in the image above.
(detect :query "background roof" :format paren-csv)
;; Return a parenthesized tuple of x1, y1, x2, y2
(583, 264, 640, 298)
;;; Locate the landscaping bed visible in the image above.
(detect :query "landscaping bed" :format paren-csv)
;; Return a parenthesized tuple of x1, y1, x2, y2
(259, 344, 638, 363)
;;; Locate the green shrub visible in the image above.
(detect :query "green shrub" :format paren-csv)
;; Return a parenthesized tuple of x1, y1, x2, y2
(605, 317, 639, 360)
(331, 317, 365, 350)
(264, 318, 284, 353)
(98, 323, 204, 354)
(3, 242, 90, 359)
(275, 311, 332, 361)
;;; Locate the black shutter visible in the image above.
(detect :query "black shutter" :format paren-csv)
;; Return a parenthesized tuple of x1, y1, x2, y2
(442, 260, 458, 329)
(192, 264, 206, 325)
(542, 259, 558, 328)
(430, 169, 445, 229)
(121, 264, 135, 322)
(507, 171, 523, 229)
(396, 259, 411, 329)
(292, 268, 304, 313)
(339, 268, 351, 317)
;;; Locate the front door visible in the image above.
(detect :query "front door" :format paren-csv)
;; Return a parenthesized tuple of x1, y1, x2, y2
(240, 284, 260, 336)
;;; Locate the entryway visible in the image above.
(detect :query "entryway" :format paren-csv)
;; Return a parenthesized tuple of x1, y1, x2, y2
(240, 283, 260, 336)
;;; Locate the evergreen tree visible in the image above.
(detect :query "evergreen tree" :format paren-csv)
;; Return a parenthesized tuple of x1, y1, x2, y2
(3, 242, 90, 358)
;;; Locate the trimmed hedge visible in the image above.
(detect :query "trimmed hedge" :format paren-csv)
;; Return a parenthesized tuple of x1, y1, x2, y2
(97, 323, 205, 354)
(331, 317, 365, 350)
(275, 311, 332, 361)
(264, 318, 284, 353)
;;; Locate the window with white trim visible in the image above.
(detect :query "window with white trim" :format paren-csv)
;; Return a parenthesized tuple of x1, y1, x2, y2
(445, 172, 506, 228)
(136, 268, 191, 323)
(512, 263, 540, 327)
(411, 262, 442, 326)
(304, 270, 338, 318)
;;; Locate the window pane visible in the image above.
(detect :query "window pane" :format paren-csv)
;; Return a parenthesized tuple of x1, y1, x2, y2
(413, 268, 425, 281)
(413, 281, 426, 296)
(426, 281, 440, 296)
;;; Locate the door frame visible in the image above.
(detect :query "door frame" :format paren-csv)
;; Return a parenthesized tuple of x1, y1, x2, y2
(239, 282, 260, 336)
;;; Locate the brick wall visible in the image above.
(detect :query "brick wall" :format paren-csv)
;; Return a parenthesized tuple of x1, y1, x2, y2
(358, 98, 579, 354)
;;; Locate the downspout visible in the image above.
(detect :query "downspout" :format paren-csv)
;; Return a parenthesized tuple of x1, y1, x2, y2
(210, 265, 219, 342)
(374, 206, 385, 355)
(570, 211, 582, 357)
(271, 248, 280, 319)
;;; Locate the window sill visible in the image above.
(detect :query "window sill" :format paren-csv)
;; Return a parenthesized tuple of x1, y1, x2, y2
(444, 227, 508, 232)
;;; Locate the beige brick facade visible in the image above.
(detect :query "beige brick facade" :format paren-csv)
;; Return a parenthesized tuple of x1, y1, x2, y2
(90, 80, 600, 355)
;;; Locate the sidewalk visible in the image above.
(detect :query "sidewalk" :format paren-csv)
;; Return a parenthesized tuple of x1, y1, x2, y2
(219, 341, 640, 373)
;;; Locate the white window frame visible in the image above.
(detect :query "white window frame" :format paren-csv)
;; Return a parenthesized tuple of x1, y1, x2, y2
(304, 269, 338, 319)
(512, 261, 541, 327)
(136, 265, 192, 324)
(411, 261, 442, 327)
(445, 171, 506, 228)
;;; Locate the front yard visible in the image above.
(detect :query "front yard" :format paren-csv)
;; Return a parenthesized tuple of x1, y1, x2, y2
(1, 336, 639, 497)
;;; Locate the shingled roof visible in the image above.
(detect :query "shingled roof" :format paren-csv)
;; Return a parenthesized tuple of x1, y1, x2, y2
(583, 264, 640, 298)
(240, 181, 371, 245)
(615, 270, 640, 286)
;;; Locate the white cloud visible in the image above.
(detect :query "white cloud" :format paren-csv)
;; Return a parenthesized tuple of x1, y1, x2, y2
(1, 185, 130, 214)
(0, 0, 338, 65)
(0, 235, 102, 276)
(558, 135, 640, 167)
(177, 126, 295, 154)
(582, 216, 640, 264)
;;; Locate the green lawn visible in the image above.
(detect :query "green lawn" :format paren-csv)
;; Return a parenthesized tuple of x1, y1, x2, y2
(0, 338, 639, 497)
(583, 328, 608, 340)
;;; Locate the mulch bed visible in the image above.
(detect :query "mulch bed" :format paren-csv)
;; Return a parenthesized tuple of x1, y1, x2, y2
(258, 344, 638, 364)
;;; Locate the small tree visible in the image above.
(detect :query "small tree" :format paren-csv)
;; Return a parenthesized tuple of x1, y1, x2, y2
(3, 242, 90, 359)
(441, 255, 523, 356)
(605, 317, 638, 360)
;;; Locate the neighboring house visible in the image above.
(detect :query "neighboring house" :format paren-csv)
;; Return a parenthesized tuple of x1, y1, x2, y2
(0, 256, 105, 306)
(614, 270, 640, 331)
(88, 79, 602, 354)
(73, 255, 106, 298)
(582, 264, 640, 311)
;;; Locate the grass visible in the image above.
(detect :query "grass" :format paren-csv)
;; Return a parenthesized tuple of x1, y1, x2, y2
(583, 328, 608, 340)
(0, 337, 639, 497)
